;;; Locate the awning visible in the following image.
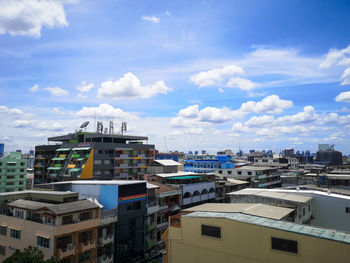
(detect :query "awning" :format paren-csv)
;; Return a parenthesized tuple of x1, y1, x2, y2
(72, 147, 91, 151)
(47, 167, 62, 170)
(167, 176, 201, 180)
(52, 157, 65, 161)
(69, 168, 81, 172)
(77, 158, 85, 161)
(56, 148, 71, 152)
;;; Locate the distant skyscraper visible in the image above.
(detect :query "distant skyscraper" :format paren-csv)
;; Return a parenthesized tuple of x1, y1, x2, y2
(283, 148, 294, 157)
(0, 143, 4, 157)
(194, 151, 198, 155)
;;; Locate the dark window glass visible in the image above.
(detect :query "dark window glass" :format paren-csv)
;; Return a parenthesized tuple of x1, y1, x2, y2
(271, 237, 298, 254)
(201, 224, 221, 238)
(0, 226, 7, 236)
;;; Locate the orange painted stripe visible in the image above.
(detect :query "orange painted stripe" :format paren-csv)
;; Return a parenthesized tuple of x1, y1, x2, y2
(118, 193, 146, 201)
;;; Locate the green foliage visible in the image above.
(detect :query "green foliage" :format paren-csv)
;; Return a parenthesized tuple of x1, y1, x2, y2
(3, 246, 59, 263)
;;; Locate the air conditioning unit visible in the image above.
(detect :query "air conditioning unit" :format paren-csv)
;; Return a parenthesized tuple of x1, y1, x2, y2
(73, 219, 80, 223)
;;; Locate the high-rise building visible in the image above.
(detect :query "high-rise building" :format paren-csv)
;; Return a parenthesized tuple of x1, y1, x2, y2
(0, 152, 27, 192)
(34, 131, 155, 184)
(0, 144, 4, 158)
(283, 148, 294, 157)
(316, 144, 342, 165)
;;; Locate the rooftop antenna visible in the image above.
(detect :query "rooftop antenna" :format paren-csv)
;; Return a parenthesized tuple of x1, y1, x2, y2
(121, 121, 127, 135)
(97, 121, 103, 133)
(109, 120, 114, 134)
(163, 136, 169, 152)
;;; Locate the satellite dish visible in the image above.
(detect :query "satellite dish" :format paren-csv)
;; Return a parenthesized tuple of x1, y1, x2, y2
(80, 121, 89, 129)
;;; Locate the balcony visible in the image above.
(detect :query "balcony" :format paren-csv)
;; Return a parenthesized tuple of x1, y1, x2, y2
(97, 254, 113, 263)
(79, 240, 96, 252)
(57, 244, 75, 259)
(98, 234, 114, 246)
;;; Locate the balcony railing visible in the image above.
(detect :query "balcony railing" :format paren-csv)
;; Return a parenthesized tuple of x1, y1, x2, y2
(57, 244, 75, 259)
(98, 234, 114, 246)
(97, 254, 113, 263)
(79, 240, 96, 253)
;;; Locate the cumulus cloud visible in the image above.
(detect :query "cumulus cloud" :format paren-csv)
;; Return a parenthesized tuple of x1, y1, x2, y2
(76, 81, 94, 93)
(336, 91, 350, 102)
(198, 107, 236, 123)
(36, 121, 64, 131)
(0, 0, 73, 38)
(0, 105, 23, 115)
(245, 115, 274, 127)
(13, 120, 31, 128)
(141, 16, 160, 23)
(29, 84, 39, 92)
(239, 95, 293, 114)
(341, 68, 350, 85)
(178, 105, 199, 118)
(190, 65, 244, 88)
(46, 87, 68, 96)
(275, 106, 318, 124)
(227, 77, 258, 91)
(98, 73, 172, 99)
(76, 103, 139, 120)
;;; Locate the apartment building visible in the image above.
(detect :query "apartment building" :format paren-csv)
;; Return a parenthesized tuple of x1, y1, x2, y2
(147, 159, 183, 175)
(228, 189, 313, 224)
(50, 180, 147, 263)
(0, 199, 100, 262)
(0, 152, 27, 192)
(34, 132, 155, 184)
(219, 166, 281, 189)
(184, 155, 234, 173)
(163, 203, 350, 263)
(215, 178, 250, 203)
(253, 157, 300, 169)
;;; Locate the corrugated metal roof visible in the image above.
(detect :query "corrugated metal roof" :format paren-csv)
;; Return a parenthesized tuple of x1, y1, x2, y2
(229, 188, 313, 203)
(183, 203, 294, 220)
(156, 171, 198, 178)
(154, 159, 182, 166)
(185, 211, 350, 245)
(6, 199, 99, 215)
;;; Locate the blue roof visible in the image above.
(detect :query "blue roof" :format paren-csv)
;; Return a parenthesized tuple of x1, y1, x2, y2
(184, 211, 350, 245)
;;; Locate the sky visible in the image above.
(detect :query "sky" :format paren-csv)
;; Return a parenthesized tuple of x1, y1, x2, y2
(1, 0, 350, 154)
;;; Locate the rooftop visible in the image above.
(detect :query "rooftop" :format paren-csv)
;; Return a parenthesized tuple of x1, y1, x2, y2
(184, 211, 350, 245)
(147, 182, 181, 194)
(48, 132, 148, 142)
(235, 166, 279, 171)
(49, 180, 146, 185)
(6, 199, 99, 215)
(226, 178, 250, 185)
(183, 203, 294, 220)
(229, 188, 313, 203)
(154, 159, 182, 166)
(156, 171, 198, 178)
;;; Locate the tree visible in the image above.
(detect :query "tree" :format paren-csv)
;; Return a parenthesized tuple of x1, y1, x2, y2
(3, 246, 59, 263)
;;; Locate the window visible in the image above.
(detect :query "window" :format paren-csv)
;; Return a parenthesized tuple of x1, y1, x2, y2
(94, 160, 102, 165)
(79, 211, 92, 221)
(248, 172, 252, 175)
(303, 208, 305, 216)
(228, 171, 232, 175)
(127, 204, 133, 211)
(104, 160, 110, 165)
(62, 215, 73, 225)
(37, 236, 50, 248)
(218, 170, 222, 174)
(201, 224, 221, 238)
(133, 201, 141, 210)
(0, 245, 5, 256)
(308, 204, 311, 212)
(15, 210, 24, 219)
(271, 237, 298, 254)
(10, 229, 21, 239)
(0, 226, 7, 236)
(237, 171, 242, 175)
(345, 207, 350, 213)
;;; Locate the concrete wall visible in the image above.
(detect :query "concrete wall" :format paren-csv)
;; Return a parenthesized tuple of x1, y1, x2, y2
(167, 216, 350, 263)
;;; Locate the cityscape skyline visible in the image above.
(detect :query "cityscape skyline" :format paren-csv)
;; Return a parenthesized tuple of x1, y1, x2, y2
(1, 0, 350, 154)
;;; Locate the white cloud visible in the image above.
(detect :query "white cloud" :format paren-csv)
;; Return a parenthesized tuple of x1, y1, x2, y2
(0, 0, 73, 38)
(29, 84, 39, 92)
(46, 87, 68, 96)
(335, 91, 350, 102)
(141, 16, 160, 23)
(98, 72, 172, 99)
(319, 45, 350, 69)
(190, 65, 244, 87)
(36, 121, 64, 131)
(76, 81, 94, 93)
(227, 77, 258, 91)
(232, 122, 252, 133)
(198, 107, 236, 123)
(341, 68, 350, 85)
(178, 105, 199, 118)
(245, 115, 274, 127)
(76, 103, 139, 120)
(275, 106, 318, 124)
(239, 95, 293, 114)
(0, 105, 23, 115)
(77, 94, 88, 99)
(13, 120, 31, 128)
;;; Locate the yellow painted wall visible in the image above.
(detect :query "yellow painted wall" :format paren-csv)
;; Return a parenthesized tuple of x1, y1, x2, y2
(80, 149, 94, 179)
(167, 216, 350, 263)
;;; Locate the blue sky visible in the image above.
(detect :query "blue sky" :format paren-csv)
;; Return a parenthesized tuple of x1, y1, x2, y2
(1, 0, 350, 154)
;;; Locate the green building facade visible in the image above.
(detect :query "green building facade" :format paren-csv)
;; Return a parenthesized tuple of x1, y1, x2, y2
(0, 152, 26, 192)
